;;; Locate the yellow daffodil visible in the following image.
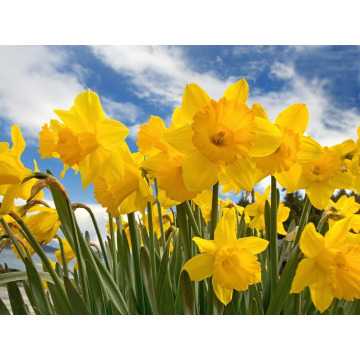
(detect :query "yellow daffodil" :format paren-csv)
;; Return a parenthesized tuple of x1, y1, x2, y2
(38, 90, 129, 189)
(182, 208, 269, 305)
(244, 186, 290, 235)
(291, 217, 360, 312)
(0, 125, 42, 217)
(296, 145, 354, 209)
(55, 239, 78, 270)
(93, 143, 154, 217)
(25, 206, 61, 246)
(323, 195, 360, 232)
(251, 103, 323, 176)
(161, 79, 283, 192)
(350, 126, 360, 192)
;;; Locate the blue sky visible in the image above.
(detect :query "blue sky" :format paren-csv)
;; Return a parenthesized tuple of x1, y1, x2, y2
(0, 45, 359, 239)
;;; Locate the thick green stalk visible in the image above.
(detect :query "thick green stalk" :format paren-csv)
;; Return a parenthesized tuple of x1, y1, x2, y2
(57, 237, 69, 278)
(176, 204, 191, 261)
(210, 182, 219, 240)
(294, 293, 301, 314)
(269, 175, 279, 295)
(127, 212, 145, 314)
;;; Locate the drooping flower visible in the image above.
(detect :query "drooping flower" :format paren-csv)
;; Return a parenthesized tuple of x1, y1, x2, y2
(244, 186, 290, 235)
(291, 217, 360, 312)
(38, 90, 129, 189)
(182, 208, 269, 305)
(161, 79, 283, 192)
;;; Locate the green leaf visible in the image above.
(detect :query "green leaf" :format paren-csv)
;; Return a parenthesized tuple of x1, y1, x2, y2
(92, 252, 129, 315)
(47, 282, 73, 315)
(156, 236, 171, 304)
(24, 258, 52, 315)
(250, 298, 259, 315)
(7, 281, 29, 315)
(85, 260, 106, 315)
(64, 276, 91, 315)
(0, 296, 10, 315)
(0, 271, 53, 285)
(179, 270, 195, 315)
(140, 247, 158, 315)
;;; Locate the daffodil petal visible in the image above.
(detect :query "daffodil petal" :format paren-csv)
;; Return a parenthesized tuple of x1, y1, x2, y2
(235, 236, 269, 254)
(252, 103, 269, 120)
(11, 125, 26, 157)
(309, 271, 334, 313)
(79, 151, 101, 190)
(290, 258, 320, 293)
(181, 83, 211, 125)
(249, 117, 282, 157)
(298, 136, 324, 162)
(182, 253, 214, 281)
(325, 216, 353, 248)
(223, 78, 249, 104)
(328, 171, 354, 190)
(161, 126, 196, 154)
(212, 278, 233, 305)
(223, 157, 257, 192)
(275, 104, 309, 135)
(275, 163, 302, 193)
(182, 151, 219, 192)
(193, 237, 217, 255)
(214, 208, 237, 245)
(306, 181, 334, 210)
(97, 118, 129, 150)
(299, 222, 324, 258)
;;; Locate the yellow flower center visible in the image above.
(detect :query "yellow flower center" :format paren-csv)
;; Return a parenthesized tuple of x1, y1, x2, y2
(213, 246, 260, 291)
(192, 98, 257, 165)
(302, 147, 340, 182)
(57, 128, 98, 166)
(252, 126, 300, 175)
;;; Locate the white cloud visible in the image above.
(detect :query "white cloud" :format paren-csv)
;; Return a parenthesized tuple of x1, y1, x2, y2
(102, 98, 143, 124)
(0, 46, 85, 142)
(249, 62, 360, 146)
(90, 46, 233, 106)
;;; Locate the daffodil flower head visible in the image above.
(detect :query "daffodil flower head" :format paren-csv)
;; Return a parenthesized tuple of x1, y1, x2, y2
(182, 208, 268, 305)
(291, 217, 360, 313)
(297, 146, 354, 209)
(161, 79, 283, 192)
(38, 90, 129, 189)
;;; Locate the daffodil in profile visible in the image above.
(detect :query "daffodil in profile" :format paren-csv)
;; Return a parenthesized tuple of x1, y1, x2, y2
(291, 217, 360, 313)
(182, 208, 269, 305)
(245, 186, 290, 235)
(38, 90, 129, 189)
(93, 143, 154, 217)
(161, 79, 283, 192)
(0, 125, 39, 217)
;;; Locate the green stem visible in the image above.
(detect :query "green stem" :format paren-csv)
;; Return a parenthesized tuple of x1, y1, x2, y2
(269, 175, 279, 295)
(183, 201, 201, 237)
(108, 214, 118, 285)
(58, 237, 69, 278)
(294, 293, 301, 314)
(85, 207, 111, 272)
(210, 182, 219, 240)
(146, 201, 157, 283)
(154, 178, 166, 250)
(127, 212, 145, 314)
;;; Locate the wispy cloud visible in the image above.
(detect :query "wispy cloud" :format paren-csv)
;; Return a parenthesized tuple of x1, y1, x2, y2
(90, 46, 233, 106)
(0, 46, 85, 142)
